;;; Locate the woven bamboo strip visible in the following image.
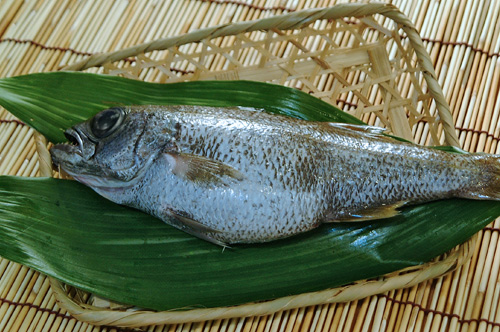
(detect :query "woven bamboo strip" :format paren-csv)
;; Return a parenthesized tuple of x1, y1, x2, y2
(397, 285, 418, 331)
(4, 127, 32, 174)
(303, 306, 317, 331)
(482, 69, 500, 153)
(413, 0, 448, 145)
(488, 220, 500, 329)
(30, 291, 64, 331)
(446, 0, 475, 122)
(361, 297, 377, 331)
(323, 304, 336, 331)
(0, 126, 29, 174)
(437, 271, 458, 331)
(343, 300, 358, 332)
(413, 284, 430, 331)
(31, 0, 76, 72)
(9, 139, 35, 176)
(5, 268, 38, 331)
(427, 273, 451, 331)
(485, 62, 500, 155)
(395, 289, 411, 331)
(462, 7, 495, 152)
(371, 295, 385, 332)
(108, 1, 160, 79)
(0, 2, 30, 72)
(76, 1, 114, 53)
(58, 1, 101, 69)
(471, 58, 495, 153)
(477, 224, 500, 332)
(437, 0, 467, 137)
(433, 1, 459, 89)
(18, 276, 51, 331)
(139, 2, 175, 49)
(9, 0, 57, 76)
(462, 235, 492, 332)
(108, 0, 146, 51)
(0, 0, 23, 36)
(0, 1, 39, 77)
(0, 122, 18, 153)
(457, 230, 485, 332)
(327, 303, 341, 331)
(380, 290, 395, 331)
(0, 2, 55, 75)
(0, 263, 25, 328)
(14, 1, 62, 75)
(33, 4, 78, 73)
(328, 302, 343, 331)
(455, 0, 485, 150)
(414, 282, 432, 331)
(447, 258, 472, 331)
(476, 4, 500, 153)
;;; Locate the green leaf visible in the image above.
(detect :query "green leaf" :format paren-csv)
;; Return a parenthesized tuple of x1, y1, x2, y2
(0, 72, 362, 143)
(1, 176, 499, 310)
(0, 72, 498, 310)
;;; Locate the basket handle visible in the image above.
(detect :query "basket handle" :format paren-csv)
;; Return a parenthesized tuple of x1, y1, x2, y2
(62, 3, 459, 147)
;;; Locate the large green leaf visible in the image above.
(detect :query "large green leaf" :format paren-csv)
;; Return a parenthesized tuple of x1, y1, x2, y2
(0, 72, 361, 143)
(0, 72, 499, 310)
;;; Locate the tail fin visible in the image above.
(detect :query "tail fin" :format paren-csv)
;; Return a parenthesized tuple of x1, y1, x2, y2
(460, 154, 500, 200)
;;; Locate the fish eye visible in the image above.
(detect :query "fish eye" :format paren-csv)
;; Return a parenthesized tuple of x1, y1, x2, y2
(91, 107, 125, 139)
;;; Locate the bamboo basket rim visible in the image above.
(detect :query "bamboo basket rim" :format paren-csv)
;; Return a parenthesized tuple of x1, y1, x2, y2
(31, 2, 471, 327)
(48, 236, 475, 327)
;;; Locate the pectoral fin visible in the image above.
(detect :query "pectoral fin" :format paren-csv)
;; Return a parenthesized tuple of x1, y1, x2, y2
(164, 152, 244, 186)
(326, 201, 406, 222)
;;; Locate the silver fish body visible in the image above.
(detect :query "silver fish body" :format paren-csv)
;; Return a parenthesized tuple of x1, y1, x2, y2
(50, 105, 500, 244)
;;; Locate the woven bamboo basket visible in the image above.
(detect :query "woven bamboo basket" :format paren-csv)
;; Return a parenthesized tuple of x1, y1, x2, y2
(33, 2, 475, 328)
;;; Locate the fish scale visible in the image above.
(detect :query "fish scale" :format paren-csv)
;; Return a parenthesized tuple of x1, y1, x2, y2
(50, 105, 500, 244)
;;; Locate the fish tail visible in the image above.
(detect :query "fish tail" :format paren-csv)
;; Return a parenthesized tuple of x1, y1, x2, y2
(461, 154, 500, 200)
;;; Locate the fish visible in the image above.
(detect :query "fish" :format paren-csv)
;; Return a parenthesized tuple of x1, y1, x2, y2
(50, 105, 500, 245)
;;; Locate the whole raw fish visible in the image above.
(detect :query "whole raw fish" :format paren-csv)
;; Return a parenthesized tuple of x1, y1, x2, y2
(50, 105, 500, 245)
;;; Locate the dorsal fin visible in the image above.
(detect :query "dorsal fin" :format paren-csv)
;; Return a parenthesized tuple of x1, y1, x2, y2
(327, 123, 387, 135)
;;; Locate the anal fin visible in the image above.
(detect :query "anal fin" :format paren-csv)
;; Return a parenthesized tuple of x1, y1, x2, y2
(326, 201, 407, 222)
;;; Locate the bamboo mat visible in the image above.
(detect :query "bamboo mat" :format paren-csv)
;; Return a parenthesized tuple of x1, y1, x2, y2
(0, 0, 499, 331)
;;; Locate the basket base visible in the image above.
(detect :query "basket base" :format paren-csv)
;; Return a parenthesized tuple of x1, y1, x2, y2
(51, 234, 476, 328)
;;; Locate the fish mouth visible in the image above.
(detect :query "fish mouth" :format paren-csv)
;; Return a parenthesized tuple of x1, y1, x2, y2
(50, 127, 97, 167)
(63, 128, 84, 155)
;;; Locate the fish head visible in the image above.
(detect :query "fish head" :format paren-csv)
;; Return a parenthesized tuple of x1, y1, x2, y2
(50, 106, 172, 194)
